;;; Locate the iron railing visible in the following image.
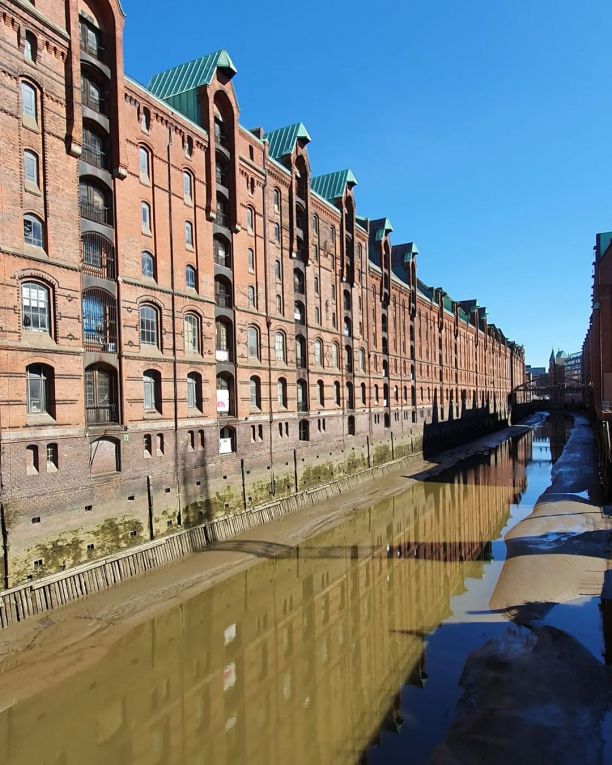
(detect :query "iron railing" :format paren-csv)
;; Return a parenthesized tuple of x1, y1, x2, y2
(86, 404, 118, 425)
(82, 143, 108, 170)
(80, 200, 112, 225)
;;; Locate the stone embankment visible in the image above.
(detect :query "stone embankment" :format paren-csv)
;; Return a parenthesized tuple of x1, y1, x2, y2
(0, 419, 533, 630)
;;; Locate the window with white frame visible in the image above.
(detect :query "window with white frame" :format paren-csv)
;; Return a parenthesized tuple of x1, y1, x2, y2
(22, 281, 50, 333)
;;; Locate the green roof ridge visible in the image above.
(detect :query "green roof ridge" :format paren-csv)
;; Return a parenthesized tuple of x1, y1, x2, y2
(310, 169, 357, 200)
(264, 123, 311, 159)
(148, 50, 237, 100)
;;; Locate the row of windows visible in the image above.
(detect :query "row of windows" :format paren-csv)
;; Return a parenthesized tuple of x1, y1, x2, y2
(18, 280, 371, 367)
(138, 146, 195, 205)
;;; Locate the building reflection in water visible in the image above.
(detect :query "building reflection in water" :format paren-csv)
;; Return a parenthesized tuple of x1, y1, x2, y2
(0, 431, 533, 765)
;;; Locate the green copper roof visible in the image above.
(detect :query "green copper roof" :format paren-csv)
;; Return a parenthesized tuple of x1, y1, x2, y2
(265, 123, 311, 159)
(147, 51, 237, 123)
(311, 169, 357, 201)
(369, 217, 394, 242)
(148, 50, 237, 99)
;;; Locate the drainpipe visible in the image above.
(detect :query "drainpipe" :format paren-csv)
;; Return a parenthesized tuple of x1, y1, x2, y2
(0, 504, 8, 590)
(167, 127, 182, 524)
(261, 144, 276, 494)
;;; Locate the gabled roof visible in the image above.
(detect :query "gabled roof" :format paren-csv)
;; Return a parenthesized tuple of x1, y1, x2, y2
(310, 169, 357, 201)
(148, 50, 237, 100)
(264, 123, 311, 160)
(369, 218, 394, 242)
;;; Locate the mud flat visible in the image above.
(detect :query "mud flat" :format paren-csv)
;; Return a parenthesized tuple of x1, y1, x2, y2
(432, 414, 612, 765)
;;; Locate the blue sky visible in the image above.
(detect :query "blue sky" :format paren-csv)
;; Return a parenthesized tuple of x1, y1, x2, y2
(123, 0, 612, 367)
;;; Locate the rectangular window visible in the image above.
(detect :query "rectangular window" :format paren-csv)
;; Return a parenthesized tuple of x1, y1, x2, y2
(141, 203, 151, 233)
(24, 151, 38, 187)
(143, 378, 156, 411)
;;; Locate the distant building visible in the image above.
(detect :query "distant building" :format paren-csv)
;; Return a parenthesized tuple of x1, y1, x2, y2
(564, 352, 582, 385)
(549, 349, 569, 387)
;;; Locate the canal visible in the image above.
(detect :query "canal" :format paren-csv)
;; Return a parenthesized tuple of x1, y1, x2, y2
(0, 412, 608, 764)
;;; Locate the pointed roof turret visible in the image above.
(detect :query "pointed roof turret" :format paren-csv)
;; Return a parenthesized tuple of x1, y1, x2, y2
(311, 169, 357, 201)
(264, 123, 311, 160)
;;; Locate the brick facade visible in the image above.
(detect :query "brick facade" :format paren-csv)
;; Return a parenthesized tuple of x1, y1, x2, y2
(0, 0, 525, 586)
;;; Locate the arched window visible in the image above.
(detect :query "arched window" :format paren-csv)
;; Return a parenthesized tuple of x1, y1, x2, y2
(315, 306, 320, 324)
(403, 386, 408, 402)
(81, 71, 106, 115)
(216, 154, 229, 186)
(141, 202, 151, 233)
(293, 269, 305, 294)
(346, 382, 354, 409)
(314, 339, 323, 366)
(185, 265, 197, 289)
(246, 206, 254, 232)
(297, 379, 308, 412)
(250, 376, 261, 408)
(82, 232, 115, 278)
(82, 122, 109, 169)
(216, 373, 234, 415)
(334, 381, 341, 406)
(216, 318, 232, 361)
(80, 179, 112, 225)
(331, 342, 339, 368)
(275, 260, 282, 281)
(247, 248, 255, 272)
(23, 214, 44, 248)
(273, 222, 280, 242)
(85, 364, 117, 423)
(277, 377, 287, 407)
(247, 326, 260, 359)
(215, 276, 232, 308)
(140, 304, 159, 347)
(83, 288, 116, 351)
(344, 290, 351, 311)
(24, 150, 39, 189)
(294, 301, 305, 324)
(214, 235, 231, 268)
(22, 281, 50, 333)
(394, 385, 399, 402)
(21, 81, 37, 123)
(184, 313, 200, 353)
(273, 188, 280, 212)
(382, 314, 388, 333)
(384, 383, 389, 406)
(143, 369, 161, 412)
(247, 285, 256, 308)
(140, 107, 150, 132)
(141, 250, 155, 278)
(139, 146, 150, 182)
(275, 331, 286, 361)
(344, 317, 352, 337)
(187, 372, 202, 410)
(374, 384, 379, 403)
(314, 277, 319, 295)
(215, 197, 229, 233)
(344, 345, 353, 372)
(185, 136, 193, 157)
(360, 348, 366, 371)
(219, 426, 236, 454)
(361, 382, 367, 404)
(184, 221, 194, 248)
(183, 171, 193, 203)
(299, 419, 310, 442)
(296, 335, 306, 368)
(24, 31, 37, 62)
(317, 379, 325, 407)
(312, 214, 319, 235)
(26, 363, 54, 416)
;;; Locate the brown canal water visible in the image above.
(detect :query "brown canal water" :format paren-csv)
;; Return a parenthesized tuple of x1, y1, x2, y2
(0, 413, 596, 765)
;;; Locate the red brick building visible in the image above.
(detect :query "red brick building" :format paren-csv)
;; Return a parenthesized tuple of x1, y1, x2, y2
(583, 231, 612, 492)
(0, 0, 525, 585)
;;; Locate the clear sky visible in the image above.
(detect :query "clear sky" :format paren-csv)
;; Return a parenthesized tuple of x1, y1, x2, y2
(122, 0, 612, 368)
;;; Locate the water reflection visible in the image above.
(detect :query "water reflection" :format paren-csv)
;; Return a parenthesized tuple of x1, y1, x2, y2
(0, 429, 537, 765)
